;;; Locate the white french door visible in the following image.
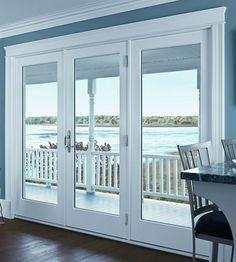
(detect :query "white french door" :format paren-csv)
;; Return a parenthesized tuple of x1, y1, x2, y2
(130, 30, 210, 255)
(15, 43, 128, 237)
(12, 29, 214, 256)
(14, 52, 65, 225)
(65, 42, 128, 238)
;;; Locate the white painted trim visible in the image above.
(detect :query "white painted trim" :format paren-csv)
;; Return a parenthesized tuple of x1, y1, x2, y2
(5, 55, 17, 218)
(0, 0, 178, 39)
(211, 23, 225, 162)
(5, 7, 226, 57)
(0, 199, 13, 219)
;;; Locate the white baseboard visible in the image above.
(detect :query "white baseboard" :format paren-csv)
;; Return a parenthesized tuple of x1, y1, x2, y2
(0, 199, 13, 219)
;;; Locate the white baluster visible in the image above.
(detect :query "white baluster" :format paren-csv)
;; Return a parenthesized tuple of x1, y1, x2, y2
(95, 155, 99, 186)
(45, 151, 49, 181)
(53, 151, 57, 183)
(53, 151, 58, 181)
(54, 151, 57, 183)
(99, 155, 102, 186)
(181, 178, 186, 197)
(36, 150, 40, 179)
(159, 159, 163, 194)
(26, 151, 29, 178)
(166, 159, 171, 195)
(31, 150, 35, 178)
(173, 159, 178, 195)
(152, 158, 156, 193)
(49, 151, 53, 181)
(77, 153, 81, 185)
(39, 151, 43, 180)
(114, 156, 118, 189)
(145, 157, 149, 192)
(25, 151, 29, 179)
(83, 154, 87, 184)
(108, 156, 111, 188)
(102, 155, 106, 186)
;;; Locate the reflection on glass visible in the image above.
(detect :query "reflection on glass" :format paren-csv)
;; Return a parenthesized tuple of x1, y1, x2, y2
(74, 54, 120, 215)
(23, 62, 58, 204)
(141, 45, 200, 227)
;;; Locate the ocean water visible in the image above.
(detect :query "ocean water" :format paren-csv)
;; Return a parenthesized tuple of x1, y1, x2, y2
(26, 125, 198, 155)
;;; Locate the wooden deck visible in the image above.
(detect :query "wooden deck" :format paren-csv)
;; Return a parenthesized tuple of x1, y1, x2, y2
(24, 183, 191, 227)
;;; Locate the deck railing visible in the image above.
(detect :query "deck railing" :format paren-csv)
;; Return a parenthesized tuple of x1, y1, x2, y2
(75, 151, 120, 193)
(25, 148, 187, 200)
(25, 149, 58, 185)
(142, 154, 186, 200)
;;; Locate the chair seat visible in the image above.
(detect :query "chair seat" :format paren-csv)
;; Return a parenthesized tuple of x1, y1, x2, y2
(195, 211, 233, 240)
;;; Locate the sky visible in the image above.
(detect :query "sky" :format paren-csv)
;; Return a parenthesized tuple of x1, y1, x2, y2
(25, 69, 198, 117)
(143, 69, 198, 116)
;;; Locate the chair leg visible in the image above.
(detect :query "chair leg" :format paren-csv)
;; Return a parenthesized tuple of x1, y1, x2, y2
(192, 234, 196, 262)
(230, 245, 234, 262)
(211, 242, 218, 262)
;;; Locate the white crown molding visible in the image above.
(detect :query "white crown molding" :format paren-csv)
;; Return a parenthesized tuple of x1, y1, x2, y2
(5, 7, 226, 57)
(0, 0, 178, 39)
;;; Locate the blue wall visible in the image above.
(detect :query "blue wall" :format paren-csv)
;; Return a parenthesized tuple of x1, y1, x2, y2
(0, 0, 236, 198)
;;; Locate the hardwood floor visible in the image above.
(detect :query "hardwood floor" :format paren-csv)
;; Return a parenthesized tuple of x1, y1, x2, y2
(0, 219, 205, 262)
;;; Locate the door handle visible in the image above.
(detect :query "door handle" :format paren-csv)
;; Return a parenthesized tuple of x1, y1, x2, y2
(64, 130, 73, 152)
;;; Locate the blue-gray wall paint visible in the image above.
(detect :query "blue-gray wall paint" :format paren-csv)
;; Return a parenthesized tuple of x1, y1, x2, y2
(0, 0, 235, 198)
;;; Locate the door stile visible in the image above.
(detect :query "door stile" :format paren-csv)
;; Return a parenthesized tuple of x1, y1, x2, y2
(58, 51, 67, 225)
(64, 49, 76, 226)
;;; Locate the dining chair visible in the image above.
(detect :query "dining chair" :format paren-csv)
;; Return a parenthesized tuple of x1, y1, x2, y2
(221, 138, 236, 161)
(177, 141, 234, 262)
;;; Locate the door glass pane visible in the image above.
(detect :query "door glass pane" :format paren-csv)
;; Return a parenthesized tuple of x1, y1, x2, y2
(74, 54, 120, 215)
(23, 62, 58, 204)
(141, 44, 200, 226)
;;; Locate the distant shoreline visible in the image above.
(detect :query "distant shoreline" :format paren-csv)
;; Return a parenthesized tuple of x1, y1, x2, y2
(26, 124, 197, 127)
(26, 115, 198, 128)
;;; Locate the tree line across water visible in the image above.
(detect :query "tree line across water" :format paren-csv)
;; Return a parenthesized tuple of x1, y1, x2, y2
(26, 115, 198, 127)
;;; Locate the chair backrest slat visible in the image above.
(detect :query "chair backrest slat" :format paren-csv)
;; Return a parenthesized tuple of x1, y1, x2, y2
(198, 149, 203, 166)
(222, 138, 236, 161)
(198, 196, 202, 208)
(177, 141, 213, 224)
(178, 141, 212, 170)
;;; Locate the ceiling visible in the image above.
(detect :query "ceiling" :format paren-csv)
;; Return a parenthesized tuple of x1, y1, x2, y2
(24, 44, 200, 84)
(0, 0, 176, 27)
(0, 0, 99, 25)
